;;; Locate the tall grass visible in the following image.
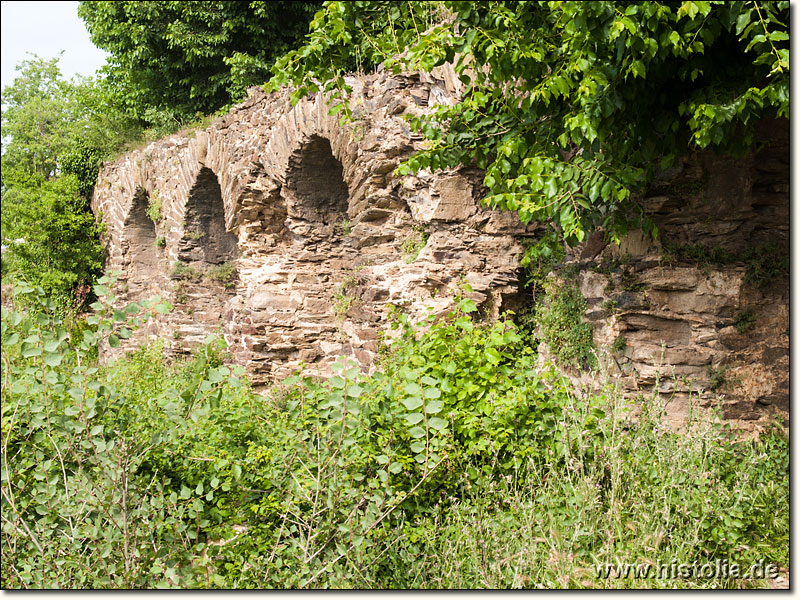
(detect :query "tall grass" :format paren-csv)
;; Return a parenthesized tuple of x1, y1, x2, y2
(385, 377, 788, 589)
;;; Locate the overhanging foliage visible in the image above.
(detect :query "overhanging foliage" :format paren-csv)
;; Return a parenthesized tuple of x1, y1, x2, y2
(271, 1, 789, 257)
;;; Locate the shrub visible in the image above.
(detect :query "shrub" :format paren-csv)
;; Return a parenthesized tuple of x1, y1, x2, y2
(146, 190, 163, 224)
(539, 276, 597, 370)
(206, 261, 236, 288)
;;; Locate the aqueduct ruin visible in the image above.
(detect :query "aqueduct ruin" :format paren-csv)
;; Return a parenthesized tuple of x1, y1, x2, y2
(92, 66, 535, 384)
(92, 65, 788, 430)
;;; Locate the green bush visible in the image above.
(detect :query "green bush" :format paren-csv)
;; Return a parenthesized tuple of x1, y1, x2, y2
(539, 276, 597, 370)
(1, 282, 788, 588)
(0, 171, 104, 313)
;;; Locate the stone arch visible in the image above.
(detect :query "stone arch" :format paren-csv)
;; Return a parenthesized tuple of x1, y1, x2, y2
(178, 167, 239, 264)
(122, 187, 159, 296)
(282, 135, 350, 232)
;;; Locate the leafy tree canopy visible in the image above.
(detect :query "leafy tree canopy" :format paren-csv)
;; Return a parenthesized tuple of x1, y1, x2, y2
(78, 1, 322, 121)
(1, 55, 143, 178)
(1, 56, 121, 311)
(271, 1, 789, 257)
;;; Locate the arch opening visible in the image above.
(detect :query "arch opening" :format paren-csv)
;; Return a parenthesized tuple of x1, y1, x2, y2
(180, 167, 239, 264)
(284, 136, 349, 226)
(123, 188, 159, 295)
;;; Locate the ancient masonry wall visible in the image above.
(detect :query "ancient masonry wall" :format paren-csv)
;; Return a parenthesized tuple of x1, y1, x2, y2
(93, 68, 788, 429)
(92, 66, 539, 385)
(561, 119, 789, 430)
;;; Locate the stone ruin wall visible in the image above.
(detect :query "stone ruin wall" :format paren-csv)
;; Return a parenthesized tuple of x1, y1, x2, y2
(92, 65, 539, 386)
(560, 119, 789, 431)
(92, 67, 788, 430)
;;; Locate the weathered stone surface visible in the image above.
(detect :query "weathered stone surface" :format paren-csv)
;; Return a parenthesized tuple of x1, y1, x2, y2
(92, 64, 787, 432)
(92, 66, 536, 384)
(562, 120, 789, 432)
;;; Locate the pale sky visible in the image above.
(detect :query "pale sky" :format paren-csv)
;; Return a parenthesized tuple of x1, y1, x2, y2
(1, 0, 109, 89)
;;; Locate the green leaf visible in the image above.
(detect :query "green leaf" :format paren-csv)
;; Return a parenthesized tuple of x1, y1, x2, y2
(154, 301, 172, 315)
(347, 384, 363, 398)
(404, 382, 422, 396)
(409, 426, 426, 438)
(425, 400, 443, 414)
(404, 412, 424, 425)
(43, 352, 62, 367)
(402, 396, 424, 411)
(423, 387, 441, 399)
(428, 417, 448, 431)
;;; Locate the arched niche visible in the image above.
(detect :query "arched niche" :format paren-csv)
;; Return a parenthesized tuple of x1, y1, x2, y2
(283, 135, 349, 227)
(123, 187, 159, 294)
(180, 167, 239, 264)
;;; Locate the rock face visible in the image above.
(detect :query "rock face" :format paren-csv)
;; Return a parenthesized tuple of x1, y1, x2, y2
(561, 119, 789, 431)
(92, 67, 788, 429)
(92, 65, 538, 384)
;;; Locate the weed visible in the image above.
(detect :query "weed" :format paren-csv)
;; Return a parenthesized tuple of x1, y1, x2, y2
(336, 218, 352, 236)
(207, 261, 237, 288)
(171, 261, 202, 281)
(155, 236, 166, 248)
(619, 267, 647, 292)
(742, 243, 789, 289)
(591, 256, 619, 276)
(182, 112, 216, 139)
(662, 241, 788, 289)
(185, 230, 205, 241)
(402, 226, 429, 263)
(333, 272, 359, 320)
(174, 282, 189, 304)
(601, 298, 618, 315)
(540, 277, 597, 370)
(649, 176, 707, 198)
(611, 334, 626, 354)
(520, 240, 566, 300)
(145, 189, 162, 224)
(734, 309, 756, 334)
(708, 366, 728, 391)
(350, 120, 367, 142)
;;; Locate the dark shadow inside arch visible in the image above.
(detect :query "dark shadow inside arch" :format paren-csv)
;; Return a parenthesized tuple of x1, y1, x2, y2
(285, 136, 349, 225)
(181, 167, 239, 264)
(124, 188, 159, 291)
